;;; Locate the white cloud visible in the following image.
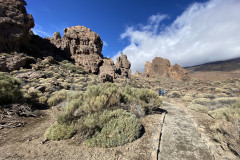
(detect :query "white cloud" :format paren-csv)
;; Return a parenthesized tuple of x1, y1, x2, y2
(103, 40, 108, 51)
(114, 0, 240, 73)
(32, 24, 52, 37)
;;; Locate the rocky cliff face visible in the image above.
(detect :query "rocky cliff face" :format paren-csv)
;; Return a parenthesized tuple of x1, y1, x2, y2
(47, 26, 103, 73)
(144, 57, 190, 81)
(48, 26, 132, 79)
(0, 0, 34, 52)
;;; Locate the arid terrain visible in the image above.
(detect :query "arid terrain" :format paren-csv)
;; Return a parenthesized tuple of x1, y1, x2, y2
(1, 0, 240, 160)
(186, 58, 240, 81)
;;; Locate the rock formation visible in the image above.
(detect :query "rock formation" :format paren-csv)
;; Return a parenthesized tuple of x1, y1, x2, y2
(98, 54, 132, 82)
(0, 0, 34, 52)
(115, 53, 131, 78)
(134, 70, 141, 77)
(144, 57, 190, 81)
(47, 26, 103, 73)
(99, 58, 116, 79)
(48, 26, 132, 80)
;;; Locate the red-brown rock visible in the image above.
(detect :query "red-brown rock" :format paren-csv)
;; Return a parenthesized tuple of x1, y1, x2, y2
(48, 26, 103, 73)
(99, 58, 116, 79)
(144, 57, 190, 81)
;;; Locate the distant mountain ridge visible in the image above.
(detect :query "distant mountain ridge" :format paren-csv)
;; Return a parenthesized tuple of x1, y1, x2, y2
(185, 57, 240, 81)
(185, 57, 240, 72)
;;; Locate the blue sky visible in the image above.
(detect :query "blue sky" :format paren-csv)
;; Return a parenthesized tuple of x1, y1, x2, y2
(26, 0, 240, 72)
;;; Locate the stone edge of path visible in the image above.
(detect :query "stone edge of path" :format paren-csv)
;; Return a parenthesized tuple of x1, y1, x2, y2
(150, 111, 166, 160)
(175, 102, 237, 160)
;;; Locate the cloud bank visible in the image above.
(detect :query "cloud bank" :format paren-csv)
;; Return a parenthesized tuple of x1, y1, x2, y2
(114, 0, 240, 73)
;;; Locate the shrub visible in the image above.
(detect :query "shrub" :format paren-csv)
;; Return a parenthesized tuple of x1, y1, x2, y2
(121, 86, 162, 116)
(233, 99, 240, 108)
(82, 83, 120, 113)
(183, 95, 193, 102)
(82, 109, 141, 147)
(47, 89, 68, 106)
(203, 94, 216, 99)
(44, 123, 75, 140)
(193, 98, 211, 105)
(45, 83, 162, 147)
(60, 61, 86, 74)
(215, 88, 230, 94)
(209, 99, 240, 151)
(195, 94, 204, 98)
(38, 96, 48, 105)
(0, 73, 22, 104)
(168, 91, 181, 98)
(187, 104, 209, 113)
(213, 97, 238, 105)
(57, 96, 83, 124)
(209, 99, 240, 122)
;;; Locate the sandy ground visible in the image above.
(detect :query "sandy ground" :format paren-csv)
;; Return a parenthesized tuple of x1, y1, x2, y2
(0, 107, 164, 160)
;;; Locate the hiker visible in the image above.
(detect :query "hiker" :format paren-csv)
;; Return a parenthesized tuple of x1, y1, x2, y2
(158, 88, 165, 96)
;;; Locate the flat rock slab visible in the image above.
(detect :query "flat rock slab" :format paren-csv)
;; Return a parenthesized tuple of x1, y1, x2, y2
(158, 103, 214, 160)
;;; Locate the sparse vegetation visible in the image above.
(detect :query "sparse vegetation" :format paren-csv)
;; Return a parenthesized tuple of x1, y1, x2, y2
(0, 73, 22, 104)
(183, 95, 193, 102)
(45, 123, 75, 140)
(209, 98, 240, 151)
(82, 109, 141, 147)
(45, 83, 162, 147)
(187, 103, 209, 113)
(168, 91, 181, 98)
(47, 89, 68, 106)
(60, 60, 86, 74)
(193, 98, 211, 105)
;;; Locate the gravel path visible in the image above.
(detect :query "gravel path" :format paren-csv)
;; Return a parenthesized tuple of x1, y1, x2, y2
(158, 102, 214, 160)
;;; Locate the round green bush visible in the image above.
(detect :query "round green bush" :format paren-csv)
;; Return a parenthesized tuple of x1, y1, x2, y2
(0, 73, 22, 104)
(44, 123, 75, 140)
(83, 109, 142, 147)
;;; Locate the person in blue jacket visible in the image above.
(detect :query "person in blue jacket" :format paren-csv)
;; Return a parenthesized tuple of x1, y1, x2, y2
(158, 88, 165, 96)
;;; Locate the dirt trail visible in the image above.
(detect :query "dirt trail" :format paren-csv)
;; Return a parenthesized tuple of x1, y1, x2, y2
(158, 102, 214, 160)
(0, 106, 164, 160)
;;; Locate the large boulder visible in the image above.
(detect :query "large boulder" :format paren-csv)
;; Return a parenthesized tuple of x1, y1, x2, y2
(47, 26, 103, 73)
(144, 57, 190, 81)
(0, 0, 34, 52)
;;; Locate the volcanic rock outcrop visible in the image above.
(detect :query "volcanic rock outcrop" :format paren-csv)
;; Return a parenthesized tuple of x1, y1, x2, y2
(48, 26, 132, 79)
(48, 26, 103, 73)
(0, 0, 34, 52)
(144, 57, 190, 81)
(115, 53, 131, 78)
